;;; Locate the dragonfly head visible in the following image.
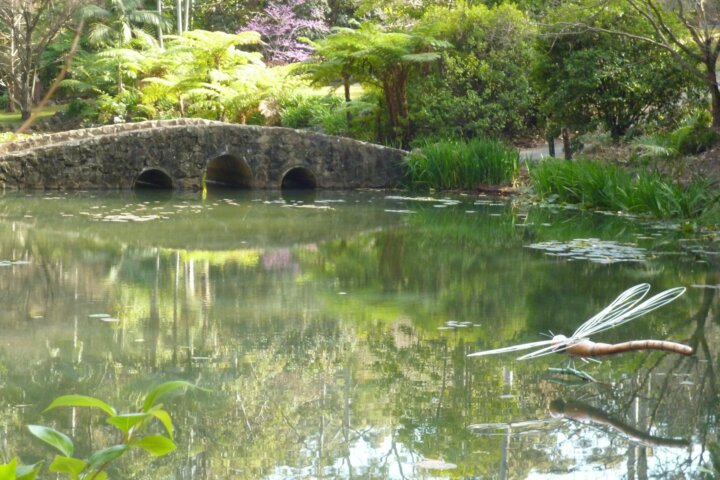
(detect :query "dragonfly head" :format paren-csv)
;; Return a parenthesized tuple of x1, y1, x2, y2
(551, 335, 568, 354)
(549, 399, 567, 418)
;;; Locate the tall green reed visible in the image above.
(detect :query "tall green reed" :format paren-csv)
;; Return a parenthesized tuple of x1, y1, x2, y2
(530, 159, 713, 219)
(405, 138, 518, 190)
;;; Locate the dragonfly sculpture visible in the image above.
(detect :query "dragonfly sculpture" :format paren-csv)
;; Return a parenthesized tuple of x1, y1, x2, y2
(469, 284, 693, 360)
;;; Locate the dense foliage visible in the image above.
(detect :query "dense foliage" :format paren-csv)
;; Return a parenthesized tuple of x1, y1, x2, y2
(0, 0, 717, 220)
(534, 0, 700, 140)
(410, 3, 537, 141)
(2, 0, 702, 145)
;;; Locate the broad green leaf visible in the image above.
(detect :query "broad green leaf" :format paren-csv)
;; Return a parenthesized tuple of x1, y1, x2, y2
(28, 425, 74, 457)
(48, 456, 85, 476)
(44, 395, 116, 416)
(16, 462, 42, 480)
(131, 435, 176, 456)
(92, 473, 108, 480)
(86, 445, 128, 471)
(142, 381, 196, 412)
(106, 413, 149, 433)
(148, 408, 174, 439)
(0, 458, 16, 480)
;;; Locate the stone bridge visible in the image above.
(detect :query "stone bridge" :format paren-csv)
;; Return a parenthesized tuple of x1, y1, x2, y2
(0, 119, 407, 190)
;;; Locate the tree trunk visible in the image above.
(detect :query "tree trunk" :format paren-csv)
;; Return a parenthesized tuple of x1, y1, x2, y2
(709, 72, 720, 130)
(157, 0, 164, 49)
(19, 68, 32, 120)
(7, 15, 17, 113)
(562, 127, 572, 160)
(342, 74, 352, 129)
(184, 0, 190, 32)
(6, 86, 17, 113)
(20, 18, 34, 120)
(117, 62, 124, 93)
(382, 78, 400, 145)
(547, 137, 555, 157)
(383, 68, 412, 149)
(176, 0, 183, 35)
(397, 69, 410, 150)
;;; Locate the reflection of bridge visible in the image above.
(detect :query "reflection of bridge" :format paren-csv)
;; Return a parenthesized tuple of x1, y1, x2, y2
(0, 119, 407, 190)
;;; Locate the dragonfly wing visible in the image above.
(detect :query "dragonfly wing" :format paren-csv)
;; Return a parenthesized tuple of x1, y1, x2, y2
(574, 285, 686, 339)
(516, 341, 572, 360)
(468, 339, 554, 357)
(572, 284, 650, 339)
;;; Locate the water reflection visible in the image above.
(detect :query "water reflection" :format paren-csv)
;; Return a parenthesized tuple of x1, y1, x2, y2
(0, 192, 716, 478)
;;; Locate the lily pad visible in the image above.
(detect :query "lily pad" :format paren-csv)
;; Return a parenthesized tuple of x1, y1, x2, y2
(526, 238, 646, 264)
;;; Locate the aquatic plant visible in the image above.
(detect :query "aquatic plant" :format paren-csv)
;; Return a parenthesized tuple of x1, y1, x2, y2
(1, 381, 201, 479)
(405, 138, 519, 190)
(530, 159, 713, 218)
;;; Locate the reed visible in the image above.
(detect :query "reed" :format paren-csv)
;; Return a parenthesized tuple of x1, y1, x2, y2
(530, 159, 713, 219)
(405, 138, 518, 190)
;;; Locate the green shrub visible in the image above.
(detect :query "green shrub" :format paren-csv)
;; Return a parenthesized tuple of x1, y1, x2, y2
(632, 110, 720, 162)
(671, 110, 720, 154)
(65, 98, 93, 118)
(530, 158, 714, 218)
(673, 125, 720, 155)
(278, 94, 343, 130)
(0, 93, 8, 110)
(410, 3, 537, 140)
(95, 94, 127, 124)
(276, 92, 380, 142)
(405, 138, 519, 190)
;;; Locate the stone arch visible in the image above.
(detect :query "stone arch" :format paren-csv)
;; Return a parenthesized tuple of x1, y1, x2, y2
(134, 168, 174, 189)
(205, 154, 253, 189)
(281, 166, 317, 190)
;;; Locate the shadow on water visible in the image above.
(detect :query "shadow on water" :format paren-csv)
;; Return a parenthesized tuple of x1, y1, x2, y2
(132, 187, 176, 204)
(281, 188, 318, 204)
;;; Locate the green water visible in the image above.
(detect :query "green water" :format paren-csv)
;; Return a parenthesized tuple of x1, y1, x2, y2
(0, 191, 717, 479)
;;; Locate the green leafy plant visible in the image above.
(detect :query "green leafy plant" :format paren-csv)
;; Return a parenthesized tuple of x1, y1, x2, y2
(0, 381, 201, 480)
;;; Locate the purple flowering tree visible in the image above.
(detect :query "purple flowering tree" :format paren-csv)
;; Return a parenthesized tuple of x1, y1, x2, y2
(243, 0, 329, 65)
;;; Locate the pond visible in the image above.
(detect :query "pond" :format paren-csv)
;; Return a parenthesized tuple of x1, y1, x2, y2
(0, 190, 717, 479)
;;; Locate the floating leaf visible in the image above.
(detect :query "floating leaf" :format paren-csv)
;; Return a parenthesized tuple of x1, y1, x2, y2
(416, 458, 457, 470)
(44, 395, 116, 416)
(525, 238, 646, 264)
(48, 456, 85, 476)
(131, 435, 176, 456)
(106, 413, 149, 433)
(28, 425, 74, 457)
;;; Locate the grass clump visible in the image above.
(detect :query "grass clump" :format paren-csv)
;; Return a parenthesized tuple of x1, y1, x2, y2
(530, 159, 714, 219)
(405, 138, 519, 190)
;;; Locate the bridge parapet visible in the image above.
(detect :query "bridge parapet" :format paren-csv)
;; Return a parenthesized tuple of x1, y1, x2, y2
(0, 120, 407, 190)
(0, 118, 214, 155)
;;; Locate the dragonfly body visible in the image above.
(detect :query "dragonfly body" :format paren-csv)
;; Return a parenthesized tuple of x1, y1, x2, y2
(554, 336, 694, 357)
(469, 284, 692, 359)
